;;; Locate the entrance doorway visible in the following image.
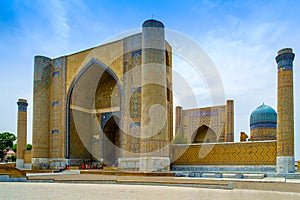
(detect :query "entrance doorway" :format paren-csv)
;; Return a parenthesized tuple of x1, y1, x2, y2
(103, 116, 120, 166)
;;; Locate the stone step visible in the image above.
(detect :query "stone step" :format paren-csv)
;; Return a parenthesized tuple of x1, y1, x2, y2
(201, 173, 215, 178)
(188, 172, 202, 177)
(243, 174, 265, 179)
(222, 174, 236, 178)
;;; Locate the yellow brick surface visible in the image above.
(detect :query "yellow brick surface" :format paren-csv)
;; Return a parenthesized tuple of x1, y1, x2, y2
(172, 141, 276, 165)
(66, 40, 124, 93)
(24, 150, 32, 164)
(277, 69, 294, 157)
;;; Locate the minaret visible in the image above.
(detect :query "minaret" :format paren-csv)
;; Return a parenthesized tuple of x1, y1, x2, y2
(16, 99, 28, 168)
(275, 48, 295, 174)
(140, 19, 170, 171)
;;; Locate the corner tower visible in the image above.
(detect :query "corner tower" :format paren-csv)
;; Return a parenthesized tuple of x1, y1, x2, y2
(224, 100, 234, 142)
(275, 48, 295, 173)
(140, 19, 170, 171)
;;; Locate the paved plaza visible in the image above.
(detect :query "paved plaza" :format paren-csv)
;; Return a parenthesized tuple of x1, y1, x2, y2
(1, 182, 300, 200)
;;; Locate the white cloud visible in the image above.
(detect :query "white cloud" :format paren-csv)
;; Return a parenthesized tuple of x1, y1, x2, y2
(39, 0, 70, 53)
(48, 0, 70, 41)
(195, 10, 300, 154)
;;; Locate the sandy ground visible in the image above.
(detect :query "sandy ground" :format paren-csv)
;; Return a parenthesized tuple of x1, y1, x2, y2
(1, 182, 300, 200)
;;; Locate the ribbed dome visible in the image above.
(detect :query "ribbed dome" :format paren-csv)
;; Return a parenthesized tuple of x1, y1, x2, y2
(250, 103, 277, 129)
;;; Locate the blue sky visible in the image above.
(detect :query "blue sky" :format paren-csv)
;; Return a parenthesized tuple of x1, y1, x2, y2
(0, 0, 300, 159)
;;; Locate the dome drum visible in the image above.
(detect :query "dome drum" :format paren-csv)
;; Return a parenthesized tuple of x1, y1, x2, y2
(250, 122, 277, 130)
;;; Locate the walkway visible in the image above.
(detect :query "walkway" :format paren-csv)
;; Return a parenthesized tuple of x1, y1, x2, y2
(1, 182, 300, 200)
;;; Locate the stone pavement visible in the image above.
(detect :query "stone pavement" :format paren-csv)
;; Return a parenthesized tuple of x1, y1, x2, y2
(23, 170, 300, 193)
(1, 182, 300, 200)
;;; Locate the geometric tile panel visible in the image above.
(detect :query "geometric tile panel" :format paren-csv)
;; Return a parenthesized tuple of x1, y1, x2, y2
(172, 141, 276, 166)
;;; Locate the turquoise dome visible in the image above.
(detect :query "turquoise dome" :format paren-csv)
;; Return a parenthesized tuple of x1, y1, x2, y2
(250, 103, 277, 129)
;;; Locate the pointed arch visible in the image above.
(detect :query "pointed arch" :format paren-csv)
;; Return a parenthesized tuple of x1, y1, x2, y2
(192, 125, 217, 143)
(66, 59, 124, 159)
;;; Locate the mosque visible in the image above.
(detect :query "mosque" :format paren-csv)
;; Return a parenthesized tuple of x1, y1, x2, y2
(16, 19, 296, 175)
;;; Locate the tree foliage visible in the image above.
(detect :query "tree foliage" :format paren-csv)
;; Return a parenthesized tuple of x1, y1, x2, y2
(12, 143, 32, 153)
(26, 144, 32, 150)
(7, 155, 16, 162)
(0, 132, 17, 161)
(12, 143, 17, 152)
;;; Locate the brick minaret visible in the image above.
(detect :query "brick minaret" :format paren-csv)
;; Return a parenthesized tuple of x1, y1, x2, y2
(16, 99, 28, 168)
(275, 48, 295, 173)
(140, 19, 170, 171)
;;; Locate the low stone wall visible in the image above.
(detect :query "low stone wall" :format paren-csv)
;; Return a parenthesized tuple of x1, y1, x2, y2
(0, 163, 25, 178)
(172, 141, 276, 166)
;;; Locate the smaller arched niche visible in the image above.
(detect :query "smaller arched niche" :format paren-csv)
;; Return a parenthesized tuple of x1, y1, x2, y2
(102, 115, 120, 166)
(192, 125, 217, 143)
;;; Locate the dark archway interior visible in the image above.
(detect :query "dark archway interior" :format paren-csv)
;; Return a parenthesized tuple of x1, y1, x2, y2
(68, 62, 121, 161)
(103, 116, 120, 166)
(192, 125, 217, 143)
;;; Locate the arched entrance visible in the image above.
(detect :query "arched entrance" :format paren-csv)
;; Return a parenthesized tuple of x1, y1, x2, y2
(192, 125, 217, 143)
(66, 59, 123, 162)
(102, 116, 120, 166)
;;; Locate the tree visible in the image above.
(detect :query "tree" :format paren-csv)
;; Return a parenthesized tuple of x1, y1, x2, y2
(26, 144, 32, 150)
(0, 132, 17, 161)
(11, 143, 32, 153)
(7, 155, 16, 162)
(12, 143, 17, 152)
